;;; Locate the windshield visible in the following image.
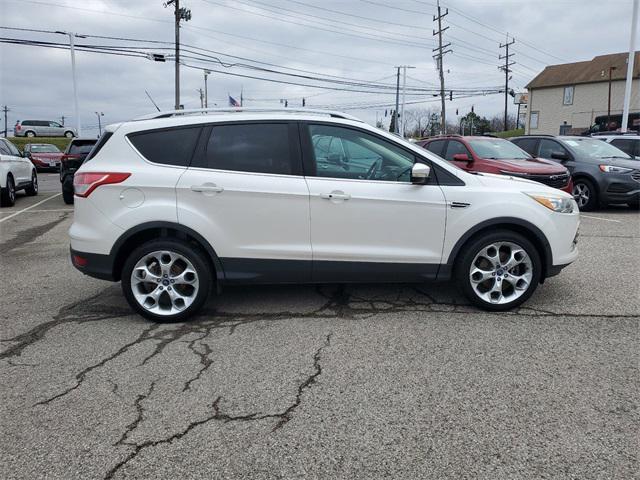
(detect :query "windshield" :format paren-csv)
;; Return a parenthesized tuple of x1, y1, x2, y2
(468, 139, 532, 160)
(31, 144, 61, 153)
(69, 142, 97, 154)
(564, 138, 631, 159)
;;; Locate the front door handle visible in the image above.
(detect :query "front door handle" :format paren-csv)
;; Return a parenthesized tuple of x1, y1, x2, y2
(320, 191, 351, 201)
(191, 183, 224, 194)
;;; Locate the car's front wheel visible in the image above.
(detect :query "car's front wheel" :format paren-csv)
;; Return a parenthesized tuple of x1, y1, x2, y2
(64, 131, 74, 138)
(121, 239, 212, 322)
(25, 131, 36, 138)
(25, 171, 38, 196)
(572, 178, 598, 211)
(456, 230, 541, 311)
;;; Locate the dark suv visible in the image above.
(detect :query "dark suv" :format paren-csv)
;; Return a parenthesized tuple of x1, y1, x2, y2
(510, 135, 640, 210)
(60, 138, 97, 204)
(417, 135, 573, 194)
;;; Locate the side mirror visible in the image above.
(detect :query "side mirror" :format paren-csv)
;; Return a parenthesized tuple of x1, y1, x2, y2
(452, 153, 471, 162)
(327, 153, 344, 165)
(550, 151, 569, 161)
(411, 163, 431, 184)
(22, 151, 30, 158)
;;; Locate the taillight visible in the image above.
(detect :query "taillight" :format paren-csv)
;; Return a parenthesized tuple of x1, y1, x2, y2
(74, 172, 130, 197)
(16, 124, 21, 131)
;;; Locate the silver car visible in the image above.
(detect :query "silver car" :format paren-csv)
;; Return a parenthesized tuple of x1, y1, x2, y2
(14, 120, 76, 138)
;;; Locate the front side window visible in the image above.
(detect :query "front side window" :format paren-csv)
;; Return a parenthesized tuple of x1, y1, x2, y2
(199, 123, 293, 175)
(444, 140, 471, 161)
(49, 122, 62, 128)
(128, 127, 201, 166)
(308, 124, 414, 182)
(538, 139, 567, 159)
(4, 140, 20, 156)
(563, 86, 574, 105)
(0, 141, 10, 155)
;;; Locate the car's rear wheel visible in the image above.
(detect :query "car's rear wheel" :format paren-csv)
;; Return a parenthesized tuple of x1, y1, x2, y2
(25, 171, 38, 196)
(121, 239, 212, 322)
(1, 175, 16, 207)
(456, 230, 541, 311)
(62, 176, 74, 204)
(25, 131, 36, 138)
(64, 131, 74, 138)
(572, 178, 598, 211)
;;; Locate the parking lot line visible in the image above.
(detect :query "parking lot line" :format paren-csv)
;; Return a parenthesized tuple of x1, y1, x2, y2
(581, 214, 622, 223)
(0, 193, 62, 224)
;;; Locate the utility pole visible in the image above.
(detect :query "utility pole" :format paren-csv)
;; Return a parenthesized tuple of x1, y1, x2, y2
(622, 0, 638, 132)
(607, 66, 617, 130)
(56, 31, 84, 136)
(197, 88, 204, 108)
(394, 66, 400, 134)
(203, 70, 211, 108)
(400, 65, 415, 137)
(165, 0, 191, 110)
(94, 111, 103, 136)
(499, 34, 516, 131)
(433, 0, 451, 134)
(2, 105, 9, 137)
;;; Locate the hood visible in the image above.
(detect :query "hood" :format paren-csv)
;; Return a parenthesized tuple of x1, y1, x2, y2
(483, 157, 567, 174)
(30, 152, 63, 159)
(475, 172, 573, 198)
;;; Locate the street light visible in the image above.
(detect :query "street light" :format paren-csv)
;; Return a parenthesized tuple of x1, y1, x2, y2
(95, 112, 104, 136)
(56, 31, 86, 137)
(204, 70, 211, 108)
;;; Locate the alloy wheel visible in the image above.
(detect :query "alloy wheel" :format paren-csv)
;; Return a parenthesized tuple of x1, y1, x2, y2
(469, 241, 533, 305)
(572, 183, 590, 208)
(8, 177, 15, 203)
(32, 173, 38, 193)
(130, 250, 200, 316)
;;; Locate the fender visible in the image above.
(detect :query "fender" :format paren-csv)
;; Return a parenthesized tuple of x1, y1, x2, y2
(109, 221, 225, 282)
(437, 216, 553, 281)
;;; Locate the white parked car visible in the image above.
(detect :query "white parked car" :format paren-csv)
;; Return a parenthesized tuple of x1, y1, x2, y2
(593, 133, 640, 159)
(69, 109, 579, 321)
(0, 137, 38, 207)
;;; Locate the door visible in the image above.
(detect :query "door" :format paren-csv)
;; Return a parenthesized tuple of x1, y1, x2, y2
(176, 122, 312, 283)
(48, 121, 63, 136)
(1, 139, 30, 184)
(302, 123, 447, 282)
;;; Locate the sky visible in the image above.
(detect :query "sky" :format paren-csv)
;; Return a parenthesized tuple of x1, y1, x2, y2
(0, 0, 637, 136)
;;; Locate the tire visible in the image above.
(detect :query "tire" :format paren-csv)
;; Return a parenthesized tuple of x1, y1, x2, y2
(64, 131, 74, 138)
(25, 171, 38, 196)
(572, 178, 598, 211)
(25, 130, 36, 138)
(1, 175, 16, 207)
(62, 176, 74, 205)
(121, 239, 212, 322)
(455, 230, 542, 311)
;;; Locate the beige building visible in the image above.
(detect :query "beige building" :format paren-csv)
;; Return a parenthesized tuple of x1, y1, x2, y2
(525, 52, 640, 135)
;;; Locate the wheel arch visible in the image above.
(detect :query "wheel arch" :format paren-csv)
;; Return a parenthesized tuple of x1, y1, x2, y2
(439, 217, 553, 282)
(109, 221, 225, 283)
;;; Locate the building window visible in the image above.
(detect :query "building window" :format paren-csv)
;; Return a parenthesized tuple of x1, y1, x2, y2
(530, 111, 539, 129)
(563, 86, 574, 105)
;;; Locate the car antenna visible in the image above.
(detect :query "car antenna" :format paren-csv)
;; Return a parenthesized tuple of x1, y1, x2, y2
(145, 90, 161, 112)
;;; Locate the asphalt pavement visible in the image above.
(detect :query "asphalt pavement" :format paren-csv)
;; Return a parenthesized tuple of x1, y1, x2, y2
(1, 173, 638, 479)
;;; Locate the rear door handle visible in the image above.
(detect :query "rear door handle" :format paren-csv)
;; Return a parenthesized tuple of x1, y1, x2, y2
(191, 183, 224, 194)
(320, 191, 351, 201)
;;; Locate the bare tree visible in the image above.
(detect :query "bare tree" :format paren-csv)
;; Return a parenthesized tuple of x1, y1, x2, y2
(403, 107, 439, 138)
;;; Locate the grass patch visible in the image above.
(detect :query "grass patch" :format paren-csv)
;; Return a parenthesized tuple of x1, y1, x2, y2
(492, 128, 525, 138)
(6, 136, 71, 152)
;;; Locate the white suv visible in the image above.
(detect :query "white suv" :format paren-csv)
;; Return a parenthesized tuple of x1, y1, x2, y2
(69, 109, 579, 321)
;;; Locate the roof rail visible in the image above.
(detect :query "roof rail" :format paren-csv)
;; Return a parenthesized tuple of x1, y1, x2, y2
(134, 107, 363, 122)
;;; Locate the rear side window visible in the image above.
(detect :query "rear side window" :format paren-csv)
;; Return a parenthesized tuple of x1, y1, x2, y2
(84, 132, 113, 163)
(196, 123, 293, 175)
(128, 127, 202, 166)
(426, 139, 446, 156)
(610, 138, 635, 156)
(512, 138, 538, 155)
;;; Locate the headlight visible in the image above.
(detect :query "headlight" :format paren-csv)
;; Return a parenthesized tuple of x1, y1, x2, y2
(599, 165, 633, 173)
(526, 193, 576, 213)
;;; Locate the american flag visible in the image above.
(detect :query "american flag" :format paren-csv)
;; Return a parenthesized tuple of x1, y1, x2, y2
(228, 95, 241, 107)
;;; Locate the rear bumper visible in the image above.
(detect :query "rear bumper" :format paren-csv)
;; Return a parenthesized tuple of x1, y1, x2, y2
(70, 247, 116, 281)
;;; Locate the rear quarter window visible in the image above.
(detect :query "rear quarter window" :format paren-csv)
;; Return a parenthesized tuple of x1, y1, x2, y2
(128, 126, 202, 166)
(84, 132, 113, 163)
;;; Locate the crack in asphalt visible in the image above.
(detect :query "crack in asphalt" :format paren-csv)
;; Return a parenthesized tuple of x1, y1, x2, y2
(0, 212, 69, 254)
(182, 335, 214, 392)
(103, 332, 333, 480)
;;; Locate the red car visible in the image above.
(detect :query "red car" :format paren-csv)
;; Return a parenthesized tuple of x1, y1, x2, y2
(417, 135, 573, 194)
(23, 143, 64, 172)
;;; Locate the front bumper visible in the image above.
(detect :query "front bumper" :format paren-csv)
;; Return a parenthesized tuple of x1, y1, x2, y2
(600, 172, 640, 205)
